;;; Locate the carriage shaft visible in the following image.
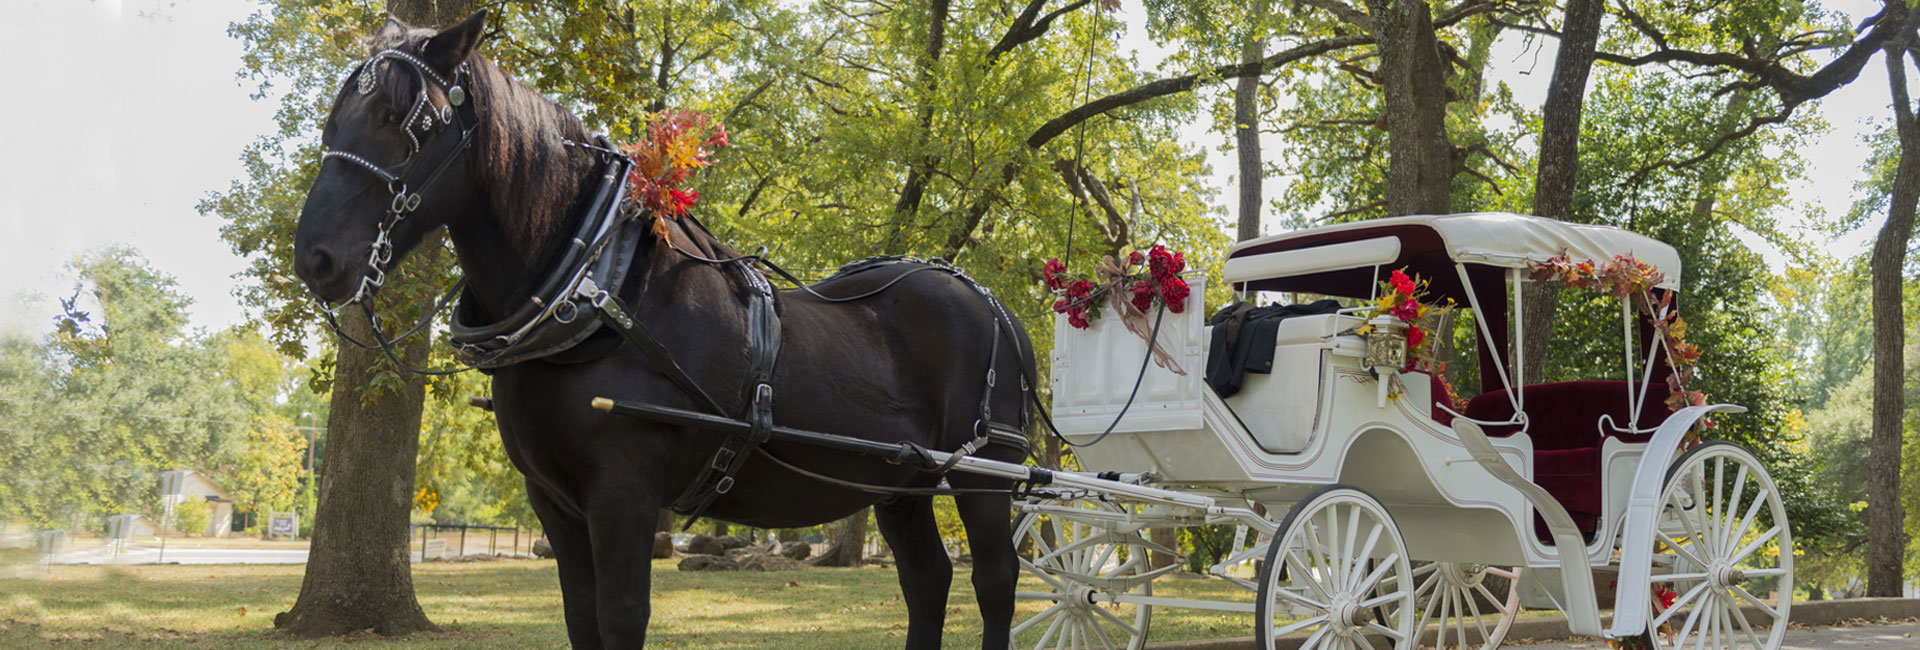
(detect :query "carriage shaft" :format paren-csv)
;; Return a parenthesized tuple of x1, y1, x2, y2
(591, 397, 1232, 514)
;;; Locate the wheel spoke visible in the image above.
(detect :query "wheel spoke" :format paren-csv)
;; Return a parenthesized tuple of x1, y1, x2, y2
(1298, 625, 1331, 649)
(1342, 505, 1363, 590)
(1690, 600, 1713, 650)
(1654, 582, 1711, 628)
(1466, 584, 1492, 644)
(1710, 458, 1727, 555)
(1719, 465, 1749, 558)
(1086, 612, 1118, 650)
(1031, 601, 1067, 650)
(1727, 526, 1781, 565)
(1670, 474, 1710, 550)
(1364, 620, 1408, 641)
(1659, 531, 1711, 568)
(1288, 551, 1334, 603)
(1272, 614, 1329, 638)
(1014, 602, 1065, 636)
(1729, 585, 1776, 620)
(1473, 581, 1513, 617)
(1274, 582, 1331, 611)
(1347, 525, 1385, 593)
(1670, 588, 1707, 649)
(1726, 596, 1766, 650)
(1352, 552, 1400, 597)
(1089, 602, 1140, 640)
(1320, 506, 1343, 588)
(1727, 495, 1770, 568)
(1656, 572, 1710, 583)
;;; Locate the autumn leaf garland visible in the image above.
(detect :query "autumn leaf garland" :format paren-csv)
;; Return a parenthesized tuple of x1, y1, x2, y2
(1529, 253, 1708, 414)
(620, 109, 729, 246)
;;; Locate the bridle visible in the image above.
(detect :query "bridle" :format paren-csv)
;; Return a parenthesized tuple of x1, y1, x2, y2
(313, 47, 480, 375)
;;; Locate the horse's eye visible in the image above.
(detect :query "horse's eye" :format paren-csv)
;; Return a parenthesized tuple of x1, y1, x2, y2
(382, 110, 404, 126)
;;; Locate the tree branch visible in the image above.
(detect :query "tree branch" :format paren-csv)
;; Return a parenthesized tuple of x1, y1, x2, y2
(1026, 33, 1371, 149)
(987, 0, 1095, 64)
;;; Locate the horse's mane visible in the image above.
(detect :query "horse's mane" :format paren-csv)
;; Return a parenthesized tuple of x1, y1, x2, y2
(365, 27, 592, 261)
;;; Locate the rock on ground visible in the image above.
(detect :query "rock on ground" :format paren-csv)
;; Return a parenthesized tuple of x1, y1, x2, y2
(531, 537, 554, 558)
(677, 555, 741, 572)
(652, 532, 674, 559)
(780, 541, 812, 561)
(682, 534, 725, 556)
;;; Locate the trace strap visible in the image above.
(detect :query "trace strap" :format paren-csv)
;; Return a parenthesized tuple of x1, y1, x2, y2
(589, 260, 783, 525)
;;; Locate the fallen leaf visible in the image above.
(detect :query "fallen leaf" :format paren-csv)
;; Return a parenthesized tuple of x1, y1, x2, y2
(236, 607, 247, 617)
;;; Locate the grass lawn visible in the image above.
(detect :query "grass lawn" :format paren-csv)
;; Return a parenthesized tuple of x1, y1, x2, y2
(0, 558, 1259, 649)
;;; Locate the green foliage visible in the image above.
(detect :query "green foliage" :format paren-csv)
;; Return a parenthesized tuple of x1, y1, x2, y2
(0, 250, 304, 533)
(172, 499, 212, 537)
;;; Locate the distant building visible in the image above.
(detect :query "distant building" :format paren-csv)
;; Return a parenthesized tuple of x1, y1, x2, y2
(165, 471, 236, 537)
(105, 514, 157, 539)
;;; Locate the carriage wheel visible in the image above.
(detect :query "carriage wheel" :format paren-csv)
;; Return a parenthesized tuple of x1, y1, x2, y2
(1381, 563, 1521, 649)
(1640, 441, 1793, 650)
(1011, 499, 1160, 650)
(1255, 485, 1416, 650)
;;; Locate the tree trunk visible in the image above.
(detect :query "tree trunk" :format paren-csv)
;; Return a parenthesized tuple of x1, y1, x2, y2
(1866, 38, 1919, 598)
(275, 1, 467, 634)
(657, 508, 674, 533)
(273, 297, 436, 636)
(1370, 0, 1453, 216)
(808, 507, 869, 567)
(886, 0, 950, 255)
(1148, 527, 1181, 570)
(1520, 0, 1605, 383)
(1234, 0, 1268, 242)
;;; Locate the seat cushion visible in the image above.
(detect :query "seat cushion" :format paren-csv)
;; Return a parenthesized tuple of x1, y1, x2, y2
(1457, 380, 1674, 544)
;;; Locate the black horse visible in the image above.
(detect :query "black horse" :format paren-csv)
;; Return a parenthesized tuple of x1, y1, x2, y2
(293, 12, 1033, 650)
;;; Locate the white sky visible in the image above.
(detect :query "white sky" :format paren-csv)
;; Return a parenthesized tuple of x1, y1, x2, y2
(0, 0, 1890, 340)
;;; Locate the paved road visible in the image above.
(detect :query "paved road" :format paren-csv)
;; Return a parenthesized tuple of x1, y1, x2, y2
(53, 545, 311, 565)
(49, 546, 499, 564)
(1508, 621, 1919, 649)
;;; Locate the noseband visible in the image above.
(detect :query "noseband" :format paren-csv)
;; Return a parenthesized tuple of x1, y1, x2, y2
(314, 48, 479, 375)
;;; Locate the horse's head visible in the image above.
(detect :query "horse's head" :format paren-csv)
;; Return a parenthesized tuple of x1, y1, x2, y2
(294, 11, 487, 305)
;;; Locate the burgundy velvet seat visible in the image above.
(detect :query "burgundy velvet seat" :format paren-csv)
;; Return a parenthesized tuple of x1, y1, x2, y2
(1448, 380, 1671, 544)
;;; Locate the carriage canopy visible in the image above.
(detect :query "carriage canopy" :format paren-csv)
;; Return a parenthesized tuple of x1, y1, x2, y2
(1223, 212, 1683, 301)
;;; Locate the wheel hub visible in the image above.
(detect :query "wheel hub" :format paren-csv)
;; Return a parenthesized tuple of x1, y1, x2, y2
(1709, 565, 1746, 589)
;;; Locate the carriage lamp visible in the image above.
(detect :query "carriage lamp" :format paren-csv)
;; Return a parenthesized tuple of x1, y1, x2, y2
(1362, 316, 1409, 372)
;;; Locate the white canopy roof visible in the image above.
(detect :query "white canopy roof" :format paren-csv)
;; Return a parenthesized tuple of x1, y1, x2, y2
(1225, 212, 1682, 290)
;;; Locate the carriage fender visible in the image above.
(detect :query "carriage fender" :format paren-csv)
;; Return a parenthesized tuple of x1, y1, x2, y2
(1604, 403, 1747, 640)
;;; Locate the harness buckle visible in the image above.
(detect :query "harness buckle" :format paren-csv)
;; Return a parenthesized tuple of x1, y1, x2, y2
(391, 190, 422, 214)
(715, 476, 735, 494)
(710, 448, 735, 472)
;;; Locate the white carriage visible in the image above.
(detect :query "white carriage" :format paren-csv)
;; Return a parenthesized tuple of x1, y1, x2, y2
(1013, 213, 1794, 650)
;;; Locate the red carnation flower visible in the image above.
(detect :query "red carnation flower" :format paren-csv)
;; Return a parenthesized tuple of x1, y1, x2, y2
(1390, 269, 1416, 297)
(1128, 250, 1145, 266)
(1130, 280, 1155, 312)
(1043, 258, 1068, 290)
(1407, 325, 1425, 349)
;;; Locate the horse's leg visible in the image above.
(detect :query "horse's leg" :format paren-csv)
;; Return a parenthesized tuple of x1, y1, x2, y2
(530, 485, 603, 650)
(586, 494, 660, 649)
(874, 496, 953, 650)
(952, 483, 1016, 650)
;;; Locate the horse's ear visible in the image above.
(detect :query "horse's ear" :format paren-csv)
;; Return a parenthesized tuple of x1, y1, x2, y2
(424, 10, 487, 76)
(373, 16, 407, 44)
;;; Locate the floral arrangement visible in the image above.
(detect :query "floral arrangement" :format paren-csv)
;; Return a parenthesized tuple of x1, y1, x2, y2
(620, 109, 729, 244)
(1043, 245, 1191, 329)
(1043, 245, 1194, 375)
(1528, 253, 1706, 414)
(1358, 269, 1462, 409)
